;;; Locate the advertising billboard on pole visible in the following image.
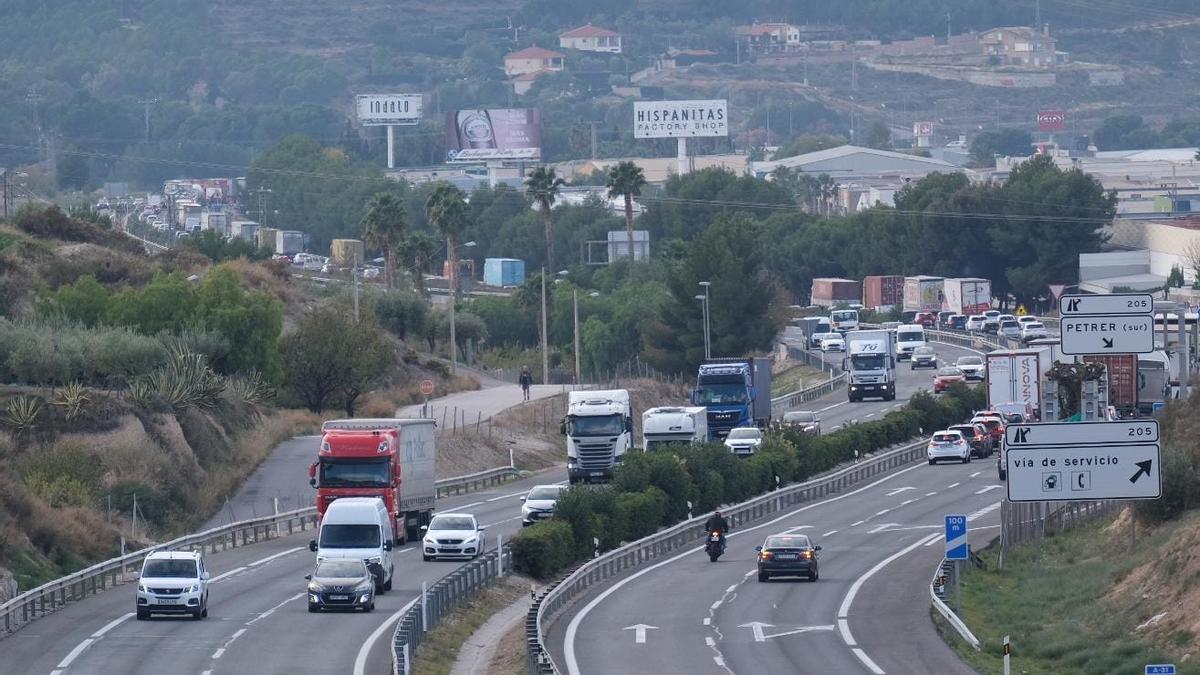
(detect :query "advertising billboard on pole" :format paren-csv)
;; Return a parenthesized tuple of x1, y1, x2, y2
(1037, 109, 1066, 132)
(634, 100, 728, 138)
(446, 109, 542, 161)
(356, 94, 423, 126)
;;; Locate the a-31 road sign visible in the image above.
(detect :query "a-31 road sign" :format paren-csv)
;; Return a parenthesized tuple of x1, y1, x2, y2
(1060, 293, 1153, 316)
(1145, 665, 1176, 675)
(1060, 314, 1154, 354)
(945, 514, 968, 560)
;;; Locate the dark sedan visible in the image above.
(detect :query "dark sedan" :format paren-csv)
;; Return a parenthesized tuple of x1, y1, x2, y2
(756, 534, 821, 582)
(306, 559, 376, 613)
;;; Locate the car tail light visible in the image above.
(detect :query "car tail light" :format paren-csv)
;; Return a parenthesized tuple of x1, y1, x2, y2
(759, 551, 774, 561)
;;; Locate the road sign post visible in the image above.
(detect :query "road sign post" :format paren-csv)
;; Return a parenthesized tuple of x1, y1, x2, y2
(1003, 635, 1011, 675)
(946, 515, 967, 614)
(1004, 421, 1161, 502)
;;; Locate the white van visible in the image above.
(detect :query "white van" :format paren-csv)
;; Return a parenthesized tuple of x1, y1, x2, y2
(309, 497, 395, 593)
(895, 325, 927, 361)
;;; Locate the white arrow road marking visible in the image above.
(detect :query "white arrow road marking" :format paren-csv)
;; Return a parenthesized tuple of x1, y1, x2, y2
(974, 485, 1003, 495)
(764, 625, 836, 640)
(622, 624, 658, 644)
(868, 523, 902, 534)
(885, 487, 915, 497)
(739, 621, 775, 642)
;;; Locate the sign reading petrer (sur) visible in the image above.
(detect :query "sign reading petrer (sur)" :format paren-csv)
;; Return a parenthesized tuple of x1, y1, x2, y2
(633, 100, 728, 138)
(1060, 315, 1154, 354)
(945, 514, 967, 561)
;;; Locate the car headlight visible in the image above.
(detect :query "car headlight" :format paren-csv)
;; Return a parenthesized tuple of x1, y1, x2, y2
(137, 584, 146, 593)
(308, 582, 322, 593)
(423, 536, 435, 544)
(187, 584, 199, 593)
(365, 556, 383, 565)
(521, 505, 532, 516)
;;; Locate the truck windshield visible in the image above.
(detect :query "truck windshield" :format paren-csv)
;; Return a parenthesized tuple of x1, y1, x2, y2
(695, 383, 749, 404)
(832, 311, 857, 321)
(568, 414, 623, 436)
(319, 524, 381, 549)
(319, 458, 390, 488)
(851, 354, 886, 371)
(897, 330, 924, 342)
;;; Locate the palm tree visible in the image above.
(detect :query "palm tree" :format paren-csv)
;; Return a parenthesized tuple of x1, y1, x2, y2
(605, 161, 647, 262)
(425, 183, 470, 299)
(525, 166, 565, 274)
(362, 192, 406, 289)
(397, 231, 438, 297)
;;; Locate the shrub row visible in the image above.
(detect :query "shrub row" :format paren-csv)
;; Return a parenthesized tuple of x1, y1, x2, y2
(511, 383, 986, 579)
(0, 318, 169, 386)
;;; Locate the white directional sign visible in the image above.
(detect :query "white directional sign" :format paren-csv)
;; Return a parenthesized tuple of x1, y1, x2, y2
(623, 623, 658, 644)
(1060, 293, 1154, 316)
(1005, 421, 1161, 502)
(1060, 314, 1154, 354)
(1006, 420, 1159, 446)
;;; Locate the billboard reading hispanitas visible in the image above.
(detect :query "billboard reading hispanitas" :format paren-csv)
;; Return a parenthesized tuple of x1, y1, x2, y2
(634, 100, 728, 138)
(446, 109, 542, 161)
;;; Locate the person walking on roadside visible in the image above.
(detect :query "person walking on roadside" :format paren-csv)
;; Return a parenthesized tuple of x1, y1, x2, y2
(519, 365, 533, 401)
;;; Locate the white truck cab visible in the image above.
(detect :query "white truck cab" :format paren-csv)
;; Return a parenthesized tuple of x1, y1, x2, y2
(895, 325, 927, 361)
(564, 389, 633, 484)
(642, 406, 708, 451)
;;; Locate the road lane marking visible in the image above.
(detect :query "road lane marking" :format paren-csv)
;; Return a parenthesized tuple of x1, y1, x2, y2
(864, 413, 875, 418)
(456, 500, 485, 509)
(248, 546, 304, 567)
(822, 530, 838, 537)
(925, 492, 937, 497)
(56, 638, 94, 669)
(783, 525, 813, 533)
(838, 532, 942, 618)
(703, 618, 711, 625)
(209, 566, 247, 583)
(853, 647, 886, 674)
(868, 524, 900, 534)
(563, 460, 928, 675)
(899, 499, 915, 506)
(975, 485, 1002, 495)
(874, 509, 890, 516)
(884, 487, 915, 497)
(245, 593, 304, 626)
(838, 618, 855, 646)
(354, 597, 420, 675)
(726, 585, 737, 594)
(710, 600, 722, 611)
(947, 482, 960, 489)
(90, 612, 134, 639)
(850, 520, 865, 527)
(211, 648, 226, 660)
(705, 637, 715, 647)
(969, 471, 982, 478)
(969, 502, 1002, 521)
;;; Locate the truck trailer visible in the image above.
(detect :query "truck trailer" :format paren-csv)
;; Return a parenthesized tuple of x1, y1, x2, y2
(985, 349, 1051, 417)
(642, 406, 708, 451)
(942, 278, 992, 315)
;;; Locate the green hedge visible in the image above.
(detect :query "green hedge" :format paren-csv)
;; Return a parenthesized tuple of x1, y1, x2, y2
(509, 383, 988, 580)
(510, 520, 577, 580)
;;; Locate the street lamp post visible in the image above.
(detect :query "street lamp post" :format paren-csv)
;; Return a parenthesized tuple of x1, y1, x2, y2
(573, 289, 581, 385)
(698, 281, 712, 359)
(448, 240, 476, 376)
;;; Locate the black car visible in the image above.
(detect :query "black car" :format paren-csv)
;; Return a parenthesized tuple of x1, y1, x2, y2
(306, 559, 376, 612)
(947, 423, 992, 458)
(756, 533, 821, 582)
(910, 345, 938, 369)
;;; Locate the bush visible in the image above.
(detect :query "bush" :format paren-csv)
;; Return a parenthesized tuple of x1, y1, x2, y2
(614, 488, 669, 542)
(20, 443, 103, 507)
(0, 318, 168, 386)
(370, 291, 429, 340)
(511, 520, 576, 579)
(554, 486, 620, 557)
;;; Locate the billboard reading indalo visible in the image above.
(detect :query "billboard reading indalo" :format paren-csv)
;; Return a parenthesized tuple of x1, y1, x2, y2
(356, 94, 423, 126)
(446, 109, 542, 162)
(634, 100, 728, 138)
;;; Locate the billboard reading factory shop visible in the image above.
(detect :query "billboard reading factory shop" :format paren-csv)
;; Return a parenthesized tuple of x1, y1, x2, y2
(356, 94, 423, 126)
(446, 109, 542, 162)
(634, 100, 728, 138)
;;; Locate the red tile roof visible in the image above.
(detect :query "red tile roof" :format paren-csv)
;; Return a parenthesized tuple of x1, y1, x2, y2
(560, 24, 619, 38)
(506, 46, 566, 60)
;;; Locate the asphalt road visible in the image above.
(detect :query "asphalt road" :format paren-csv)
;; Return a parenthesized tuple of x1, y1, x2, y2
(548, 461, 1002, 675)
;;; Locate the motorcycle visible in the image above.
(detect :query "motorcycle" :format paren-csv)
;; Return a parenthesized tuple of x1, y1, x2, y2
(705, 531, 725, 562)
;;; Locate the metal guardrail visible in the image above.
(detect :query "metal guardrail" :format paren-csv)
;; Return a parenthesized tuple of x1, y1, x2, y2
(0, 464, 523, 639)
(930, 557, 982, 651)
(392, 543, 513, 675)
(527, 437, 930, 674)
(770, 372, 848, 417)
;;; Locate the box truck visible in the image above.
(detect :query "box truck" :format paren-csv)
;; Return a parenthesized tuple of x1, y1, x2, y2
(985, 349, 1051, 417)
(942, 278, 992, 315)
(845, 329, 897, 402)
(903, 275, 945, 313)
(642, 406, 708, 450)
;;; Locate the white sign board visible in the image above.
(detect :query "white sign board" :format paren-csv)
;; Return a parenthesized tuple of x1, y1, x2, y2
(1060, 293, 1153, 316)
(356, 94, 423, 126)
(634, 100, 728, 138)
(1060, 315, 1154, 354)
(1005, 443, 1160, 501)
(1006, 420, 1159, 447)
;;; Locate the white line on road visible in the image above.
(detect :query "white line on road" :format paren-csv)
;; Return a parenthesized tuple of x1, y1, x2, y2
(354, 597, 419, 675)
(850, 520, 865, 527)
(248, 546, 305, 567)
(90, 612, 134, 639)
(975, 485, 1003, 495)
(864, 412, 876, 418)
(969, 471, 982, 478)
(562, 461, 928, 675)
(838, 618, 855, 646)
(456, 500, 485, 510)
(899, 499, 915, 506)
(705, 637, 715, 647)
(838, 532, 942, 618)
(245, 593, 304, 626)
(710, 600, 722, 611)
(726, 585, 737, 594)
(925, 492, 937, 497)
(485, 488, 530, 502)
(822, 530, 839, 537)
(852, 647, 886, 674)
(209, 566, 248, 583)
(947, 482, 960, 489)
(969, 501, 1002, 521)
(211, 648, 226, 660)
(783, 525, 813, 533)
(56, 638, 94, 669)
(703, 618, 711, 626)
(874, 508, 890, 516)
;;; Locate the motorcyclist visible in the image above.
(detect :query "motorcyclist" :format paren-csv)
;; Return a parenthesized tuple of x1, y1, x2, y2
(704, 510, 730, 551)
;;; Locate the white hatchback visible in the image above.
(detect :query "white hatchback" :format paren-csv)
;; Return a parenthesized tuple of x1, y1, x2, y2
(422, 513, 487, 561)
(927, 430, 971, 465)
(136, 550, 209, 620)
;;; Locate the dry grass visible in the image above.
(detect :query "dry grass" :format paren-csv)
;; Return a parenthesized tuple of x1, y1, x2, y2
(411, 576, 531, 675)
(357, 375, 482, 419)
(488, 598, 536, 675)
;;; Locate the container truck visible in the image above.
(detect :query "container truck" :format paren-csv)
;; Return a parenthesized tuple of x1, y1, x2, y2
(691, 357, 773, 439)
(483, 258, 525, 287)
(985, 349, 1051, 418)
(563, 390, 633, 484)
(903, 275, 945, 313)
(1082, 354, 1137, 417)
(863, 275, 904, 310)
(276, 230, 305, 256)
(810, 278, 862, 308)
(308, 418, 436, 544)
(942, 278, 992, 315)
(642, 406, 708, 450)
(844, 329, 897, 402)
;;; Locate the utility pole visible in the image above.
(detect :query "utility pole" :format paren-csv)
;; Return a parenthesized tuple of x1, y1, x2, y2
(352, 253, 361, 323)
(946, 12, 952, 41)
(541, 268, 549, 384)
(590, 122, 598, 160)
(254, 187, 272, 227)
(1, 169, 8, 222)
(138, 97, 158, 143)
(1035, 0, 1042, 31)
(449, 237, 457, 376)
(573, 289, 581, 384)
(26, 90, 42, 161)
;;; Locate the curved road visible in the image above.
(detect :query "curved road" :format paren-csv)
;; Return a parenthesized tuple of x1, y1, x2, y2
(0, 341, 981, 675)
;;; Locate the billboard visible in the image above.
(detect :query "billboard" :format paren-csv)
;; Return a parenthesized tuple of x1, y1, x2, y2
(912, 121, 934, 138)
(634, 100, 728, 138)
(357, 94, 423, 126)
(1037, 109, 1065, 132)
(446, 109, 541, 162)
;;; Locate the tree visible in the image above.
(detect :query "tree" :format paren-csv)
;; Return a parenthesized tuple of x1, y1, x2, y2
(773, 134, 848, 160)
(193, 266, 284, 379)
(39, 275, 111, 327)
(969, 128, 1033, 164)
(425, 183, 470, 298)
(56, 146, 90, 191)
(863, 121, 891, 150)
(606, 161, 647, 262)
(362, 192, 407, 289)
(397, 232, 438, 296)
(525, 166, 566, 275)
(282, 304, 393, 414)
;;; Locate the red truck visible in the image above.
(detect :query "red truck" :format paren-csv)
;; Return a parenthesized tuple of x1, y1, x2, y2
(308, 418, 436, 544)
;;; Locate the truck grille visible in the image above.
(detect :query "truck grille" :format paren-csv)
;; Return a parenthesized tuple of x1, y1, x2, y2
(577, 443, 615, 469)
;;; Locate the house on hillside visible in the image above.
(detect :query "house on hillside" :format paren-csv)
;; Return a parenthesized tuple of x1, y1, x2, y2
(559, 24, 622, 54)
(658, 48, 721, 70)
(980, 26, 1058, 67)
(504, 46, 565, 77)
(736, 22, 800, 54)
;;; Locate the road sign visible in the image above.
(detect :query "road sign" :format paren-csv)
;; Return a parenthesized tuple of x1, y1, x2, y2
(945, 514, 968, 560)
(1048, 284, 1067, 300)
(1146, 666, 1176, 675)
(419, 379, 435, 396)
(1005, 443, 1161, 501)
(1005, 420, 1159, 446)
(1060, 314, 1154, 354)
(1060, 293, 1153, 316)
(1038, 109, 1066, 132)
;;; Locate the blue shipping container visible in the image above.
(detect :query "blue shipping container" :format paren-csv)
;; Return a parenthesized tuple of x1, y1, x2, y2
(483, 258, 525, 287)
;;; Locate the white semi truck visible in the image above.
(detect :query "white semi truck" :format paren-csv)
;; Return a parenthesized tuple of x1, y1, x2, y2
(563, 389, 633, 484)
(844, 329, 898, 402)
(642, 406, 708, 451)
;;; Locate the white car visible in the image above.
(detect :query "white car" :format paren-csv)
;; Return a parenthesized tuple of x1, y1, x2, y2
(1016, 316, 1040, 326)
(521, 484, 567, 526)
(136, 550, 209, 620)
(965, 315, 986, 331)
(1020, 322, 1048, 342)
(927, 430, 971, 465)
(811, 332, 839, 349)
(999, 319, 1021, 339)
(724, 427, 764, 456)
(955, 355, 985, 381)
(421, 513, 487, 561)
(820, 334, 845, 352)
